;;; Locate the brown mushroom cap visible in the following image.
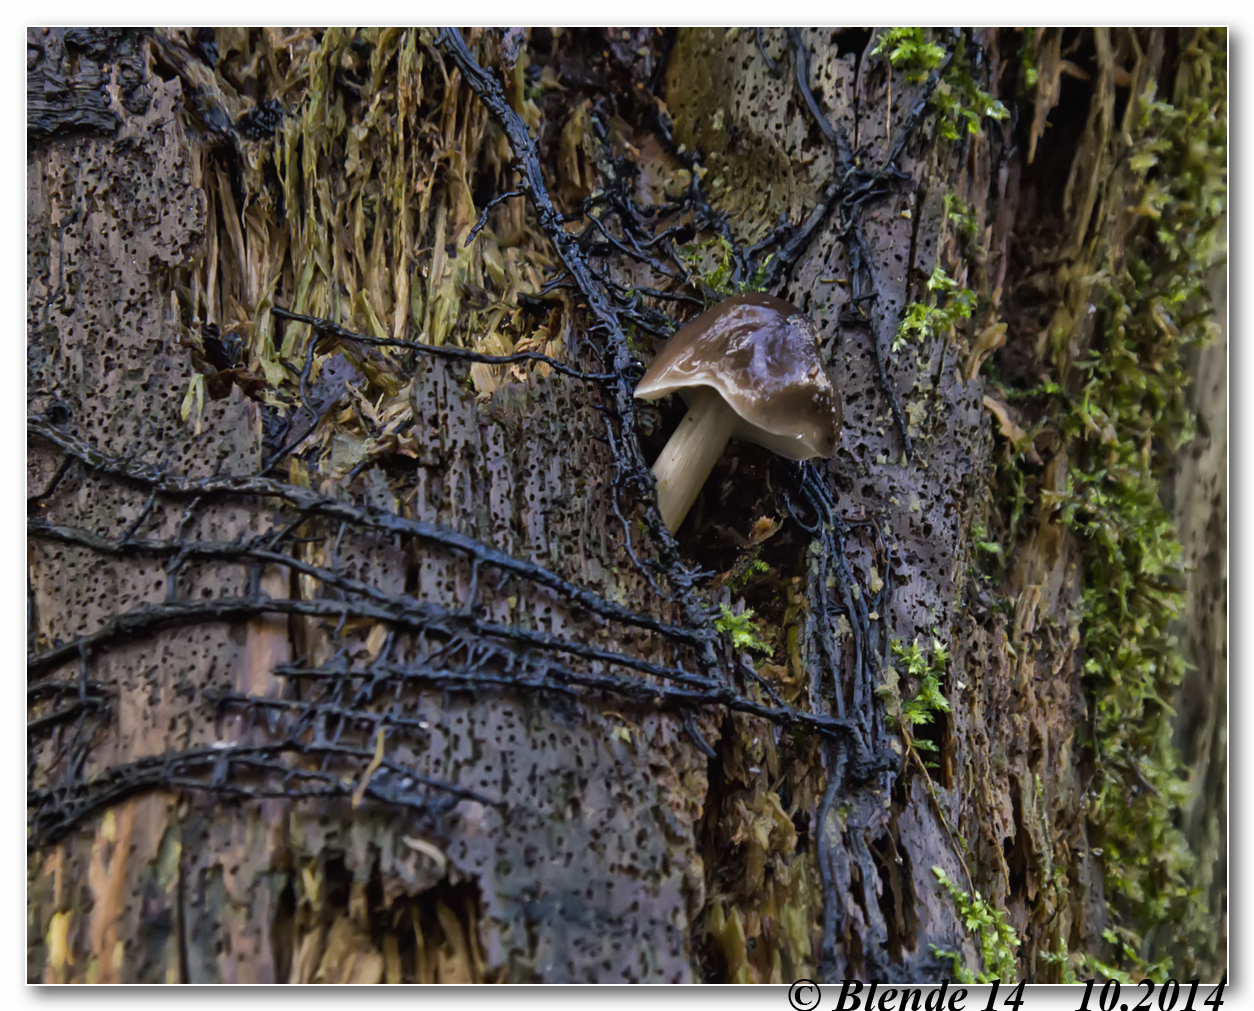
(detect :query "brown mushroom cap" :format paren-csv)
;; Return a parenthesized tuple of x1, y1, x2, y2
(634, 292, 842, 460)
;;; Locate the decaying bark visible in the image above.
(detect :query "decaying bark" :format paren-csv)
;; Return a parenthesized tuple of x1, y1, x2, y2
(28, 27, 1224, 984)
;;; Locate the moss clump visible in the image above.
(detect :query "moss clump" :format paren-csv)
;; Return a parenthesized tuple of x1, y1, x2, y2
(1064, 38, 1224, 977)
(892, 265, 977, 352)
(943, 193, 978, 244)
(677, 235, 772, 300)
(878, 637, 952, 772)
(727, 557, 771, 592)
(715, 604, 773, 655)
(892, 637, 951, 737)
(931, 866, 1021, 982)
(1018, 29, 1040, 92)
(871, 28, 947, 81)
(992, 29, 1225, 977)
(872, 29, 1009, 139)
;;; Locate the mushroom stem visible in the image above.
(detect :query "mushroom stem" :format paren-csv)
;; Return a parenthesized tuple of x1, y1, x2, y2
(651, 387, 740, 533)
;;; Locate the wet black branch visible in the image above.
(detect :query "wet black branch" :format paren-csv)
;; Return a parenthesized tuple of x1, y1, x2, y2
(271, 656, 865, 744)
(30, 417, 705, 648)
(29, 516, 716, 689)
(271, 305, 616, 383)
(29, 740, 490, 849)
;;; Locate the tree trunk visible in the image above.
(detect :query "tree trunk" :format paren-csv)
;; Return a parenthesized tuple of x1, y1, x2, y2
(27, 26, 1225, 984)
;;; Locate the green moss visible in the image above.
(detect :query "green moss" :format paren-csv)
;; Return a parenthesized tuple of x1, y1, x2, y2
(871, 29, 946, 82)
(1077, 929, 1148, 985)
(971, 524, 1004, 561)
(1061, 37, 1225, 976)
(879, 638, 951, 770)
(1019, 29, 1040, 92)
(892, 265, 977, 352)
(1037, 938, 1080, 984)
(892, 637, 951, 732)
(727, 557, 771, 591)
(990, 29, 1225, 978)
(873, 29, 1008, 138)
(931, 866, 1021, 982)
(676, 235, 772, 300)
(933, 76, 1009, 141)
(715, 604, 773, 655)
(943, 193, 978, 244)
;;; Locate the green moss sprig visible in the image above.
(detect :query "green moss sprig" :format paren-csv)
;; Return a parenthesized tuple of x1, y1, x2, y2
(892, 636, 952, 736)
(872, 29, 1009, 139)
(892, 265, 977, 352)
(943, 193, 978, 243)
(871, 28, 946, 82)
(677, 235, 772, 300)
(879, 639, 951, 770)
(931, 866, 1021, 982)
(715, 604, 773, 655)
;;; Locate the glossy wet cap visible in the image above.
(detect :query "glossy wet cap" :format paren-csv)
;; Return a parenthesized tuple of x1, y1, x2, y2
(634, 292, 842, 460)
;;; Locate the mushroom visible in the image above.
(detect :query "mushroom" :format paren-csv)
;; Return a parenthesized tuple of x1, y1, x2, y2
(634, 292, 842, 532)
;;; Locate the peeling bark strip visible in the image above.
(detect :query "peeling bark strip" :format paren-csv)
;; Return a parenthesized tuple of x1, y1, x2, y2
(29, 27, 1223, 983)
